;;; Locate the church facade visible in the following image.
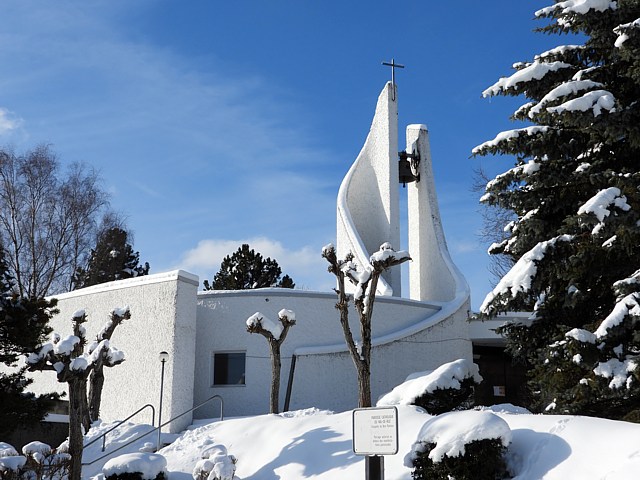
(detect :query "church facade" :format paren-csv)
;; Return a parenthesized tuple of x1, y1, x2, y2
(23, 83, 509, 434)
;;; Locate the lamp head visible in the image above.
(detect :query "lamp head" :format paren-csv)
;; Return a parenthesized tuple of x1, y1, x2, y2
(159, 351, 169, 363)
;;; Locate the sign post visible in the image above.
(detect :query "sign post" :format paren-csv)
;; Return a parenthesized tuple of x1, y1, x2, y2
(353, 406, 399, 480)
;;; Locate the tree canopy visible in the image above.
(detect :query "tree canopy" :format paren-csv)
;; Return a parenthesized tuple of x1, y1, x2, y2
(203, 244, 295, 290)
(0, 145, 116, 298)
(0, 246, 59, 437)
(74, 226, 149, 289)
(474, 0, 640, 419)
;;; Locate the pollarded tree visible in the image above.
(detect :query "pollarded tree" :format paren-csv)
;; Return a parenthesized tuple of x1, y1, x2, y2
(88, 307, 130, 422)
(474, 0, 640, 418)
(27, 310, 126, 480)
(0, 247, 60, 438)
(246, 309, 296, 414)
(74, 227, 150, 289)
(322, 242, 410, 407)
(203, 244, 295, 290)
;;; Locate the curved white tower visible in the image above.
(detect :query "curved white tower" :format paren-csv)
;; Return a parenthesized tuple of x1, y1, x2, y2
(336, 82, 401, 296)
(336, 82, 469, 304)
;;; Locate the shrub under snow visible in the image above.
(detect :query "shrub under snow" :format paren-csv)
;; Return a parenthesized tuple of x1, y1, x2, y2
(192, 443, 237, 480)
(103, 452, 167, 480)
(405, 410, 512, 480)
(377, 359, 482, 414)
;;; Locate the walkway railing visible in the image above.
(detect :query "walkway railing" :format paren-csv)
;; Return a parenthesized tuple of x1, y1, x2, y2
(82, 395, 224, 466)
(83, 404, 156, 453)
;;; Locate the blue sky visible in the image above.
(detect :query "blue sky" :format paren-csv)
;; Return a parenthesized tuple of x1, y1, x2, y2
(0, 1, 562, 309)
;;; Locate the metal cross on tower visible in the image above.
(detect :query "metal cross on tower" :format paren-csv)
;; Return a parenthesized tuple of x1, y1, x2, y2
(382, 58, 404, 100)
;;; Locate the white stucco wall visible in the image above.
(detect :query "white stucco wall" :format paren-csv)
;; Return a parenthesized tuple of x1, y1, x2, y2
(336, 81, 401, 296)
(193, 288, 471, 418)
(26, 270, 198, 433)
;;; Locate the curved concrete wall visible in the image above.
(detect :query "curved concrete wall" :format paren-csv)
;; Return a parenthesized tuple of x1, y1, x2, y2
(193, 288, 471, 418)
(336, 82, 401, 296)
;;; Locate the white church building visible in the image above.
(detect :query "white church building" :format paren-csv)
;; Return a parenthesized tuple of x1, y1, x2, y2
(25, 82, 514, 434)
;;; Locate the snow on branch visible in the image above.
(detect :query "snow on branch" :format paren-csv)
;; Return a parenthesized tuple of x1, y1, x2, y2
(528, 80, 603, 118)
(480, 234, 574, 313)
(577, 187, 630, 230)
(482, 61, 572, 97)
(246, 309, 295, 341)
(593, 358, 637, 389)
(594, 293, 640, 339)
(546, 90, 616, 116)
(535, 0, 618, 18)
(472, 126, 550, 155)
(614, 18, 640, 47)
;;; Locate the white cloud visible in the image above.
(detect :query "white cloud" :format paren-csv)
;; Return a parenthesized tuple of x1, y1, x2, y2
(176, 236, 333, 291)
(0, 108, 22, 136)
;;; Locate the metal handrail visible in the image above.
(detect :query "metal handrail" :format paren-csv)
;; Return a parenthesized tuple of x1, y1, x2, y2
(82, 395, 224, 466)
(83, 404, 156, 452)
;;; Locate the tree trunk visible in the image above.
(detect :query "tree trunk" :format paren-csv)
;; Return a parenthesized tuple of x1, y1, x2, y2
(270, 342, 281, 414)
(79, 378, 91, 432)
(357, 360, 372, 408)
(88, 367, 105, 422)
(68, 378, 85, 480)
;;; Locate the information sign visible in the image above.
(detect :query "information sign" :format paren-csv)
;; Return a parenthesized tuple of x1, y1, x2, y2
(352, 406, 399, 456)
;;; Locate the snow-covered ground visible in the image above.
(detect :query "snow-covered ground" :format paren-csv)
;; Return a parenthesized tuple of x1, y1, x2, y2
(75, 404, 640, 479)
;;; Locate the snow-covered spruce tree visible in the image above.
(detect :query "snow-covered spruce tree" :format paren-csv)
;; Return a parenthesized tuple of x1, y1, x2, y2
(322, 243, 410, 407)
(0, 246, 60, 438)
(203, 244, 294, 290)
(26, 310, 126, 480)
(474, 0, 640, 418)
(74, 227, 149, 289)
(246, 309, 296, 414)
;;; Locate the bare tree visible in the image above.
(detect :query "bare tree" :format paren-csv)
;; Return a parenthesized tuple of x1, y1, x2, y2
(0, 145, 112, 298)
(246, 309, 295, 414)
(472, 166, 516, 284)
(322, 243, 410, 407)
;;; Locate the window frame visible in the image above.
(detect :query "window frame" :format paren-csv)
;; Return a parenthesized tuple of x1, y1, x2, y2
(211, 350, 247, 387)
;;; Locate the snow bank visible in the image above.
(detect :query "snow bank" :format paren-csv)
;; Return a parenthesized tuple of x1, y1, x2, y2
(103, 452, 167, 479)
(404, 410, 511, 464)
(377, 359, 482, 406)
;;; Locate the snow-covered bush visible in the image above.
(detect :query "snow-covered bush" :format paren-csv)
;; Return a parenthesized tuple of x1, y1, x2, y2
(405, 410, 511, 480)
(377, 359, 482, 414)
(103, 452, 167, 480)
(0, 441, 70, 480)
(21, 441, 71, 480)
(0, 443, 26, 480)
(192, 444, 237, 480)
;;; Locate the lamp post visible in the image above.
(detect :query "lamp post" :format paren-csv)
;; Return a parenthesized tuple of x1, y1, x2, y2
(157, 351, 169, 451)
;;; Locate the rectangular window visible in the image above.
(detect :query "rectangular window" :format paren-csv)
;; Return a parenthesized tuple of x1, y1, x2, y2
(212, 352, 246, 386)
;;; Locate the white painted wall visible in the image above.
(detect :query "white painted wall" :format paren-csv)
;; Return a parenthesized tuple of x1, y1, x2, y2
(336, 81, 401, 296)
(25, 271, 198, 433)
(193, 288, 471, 418)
